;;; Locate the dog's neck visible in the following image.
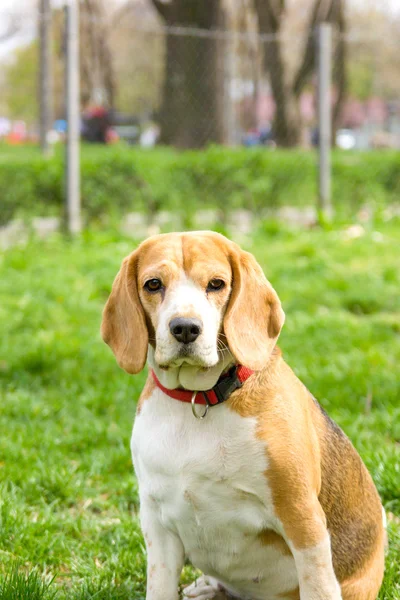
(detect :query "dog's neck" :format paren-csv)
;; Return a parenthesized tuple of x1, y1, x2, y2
(147, 346, 235, 391)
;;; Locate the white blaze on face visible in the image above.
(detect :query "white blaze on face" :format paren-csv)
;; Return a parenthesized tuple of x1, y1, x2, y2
(154, 274, 221, 369)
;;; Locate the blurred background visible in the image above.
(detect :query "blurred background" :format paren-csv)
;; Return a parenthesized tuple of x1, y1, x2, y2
(1, 0, 400, 237)
(2, 0, 400, 149)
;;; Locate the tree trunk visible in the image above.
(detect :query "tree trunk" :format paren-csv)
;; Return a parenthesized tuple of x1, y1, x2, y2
(254, 0, 347, 148)
(291, 0, 347, 144)
(254, 0, 302, 147)
(153, 0, 226, 148)
(159, 32, 224, 147)
(262, 38, 301, 146)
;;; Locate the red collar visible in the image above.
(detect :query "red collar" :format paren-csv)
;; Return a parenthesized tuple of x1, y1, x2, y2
(151, 365, 254, 407)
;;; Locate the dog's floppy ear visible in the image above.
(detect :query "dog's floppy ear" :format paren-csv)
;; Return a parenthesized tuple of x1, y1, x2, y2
(101, 251, 148, 374)
(223, 247, 285, 370)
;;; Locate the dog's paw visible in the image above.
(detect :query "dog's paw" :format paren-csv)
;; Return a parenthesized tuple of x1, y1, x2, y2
(182, 575, 227, 600)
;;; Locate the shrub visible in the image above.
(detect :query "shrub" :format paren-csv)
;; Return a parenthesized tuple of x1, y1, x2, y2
(0, 144, 399, 226)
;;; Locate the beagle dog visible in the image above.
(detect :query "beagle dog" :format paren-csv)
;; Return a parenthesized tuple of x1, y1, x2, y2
(101, 231, 385, 600)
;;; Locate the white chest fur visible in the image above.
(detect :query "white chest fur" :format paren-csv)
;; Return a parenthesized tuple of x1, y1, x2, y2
(131, 387, 298, 600)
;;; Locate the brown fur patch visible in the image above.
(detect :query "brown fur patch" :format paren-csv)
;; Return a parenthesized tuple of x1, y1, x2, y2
(312, 398, 385, 583)
(340, 519, 385, 600)
(222, 245, 284, 370)
(136, 374, 155, 415)
(257, 529, 292, 556)
(230, 358, 326, 549)
(228, 354, 385, 595)
(277, 587, 300, 600)
(101, 251, 149, 374)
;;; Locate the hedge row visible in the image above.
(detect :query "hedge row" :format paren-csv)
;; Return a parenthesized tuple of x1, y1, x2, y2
(1, 145, 400, 226)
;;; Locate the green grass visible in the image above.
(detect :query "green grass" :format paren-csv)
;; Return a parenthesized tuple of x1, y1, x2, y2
(0, 222, 399, 598)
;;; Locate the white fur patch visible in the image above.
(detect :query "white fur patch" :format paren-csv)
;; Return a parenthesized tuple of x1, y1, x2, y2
(131, 387, 299, 600)
(290, 535, 342, 600)
(382, 506, 387, 529)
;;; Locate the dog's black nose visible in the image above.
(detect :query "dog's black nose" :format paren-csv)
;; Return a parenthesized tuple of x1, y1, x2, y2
(169, 317, 203, 344)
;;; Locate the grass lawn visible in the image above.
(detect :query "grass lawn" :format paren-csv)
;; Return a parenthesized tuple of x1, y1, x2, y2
(0, 223, 399, 599)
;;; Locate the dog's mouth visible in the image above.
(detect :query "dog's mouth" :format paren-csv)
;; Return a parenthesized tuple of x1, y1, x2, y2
(158, 344, 217, 370)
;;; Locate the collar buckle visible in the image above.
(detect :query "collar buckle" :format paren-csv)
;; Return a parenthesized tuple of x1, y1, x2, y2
(212, 366, 244, 404)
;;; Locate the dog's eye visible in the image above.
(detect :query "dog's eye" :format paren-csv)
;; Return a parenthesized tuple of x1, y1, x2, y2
(144, 278, 163, 292)
(207, 279, 225, 292)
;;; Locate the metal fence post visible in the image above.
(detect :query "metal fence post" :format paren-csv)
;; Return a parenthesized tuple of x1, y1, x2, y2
(64, 0, 81, 234)
(39, 0, 53, 156)
(317, 23, 332, 219)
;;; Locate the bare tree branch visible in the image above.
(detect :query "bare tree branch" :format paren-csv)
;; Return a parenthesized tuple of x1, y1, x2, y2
(151, 0, 171, 21)
(80, 0, 116, 107)
(333, 0, 346, 132)
(253, 0, 301, 145)
(268, 0, 285, 29)
(293, 0, 336, 98)
(254, 0, 285, 33)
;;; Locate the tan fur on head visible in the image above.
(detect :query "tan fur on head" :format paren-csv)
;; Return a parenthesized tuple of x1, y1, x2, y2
(101, 251, 148, 374)
(224, 245, 285, 371)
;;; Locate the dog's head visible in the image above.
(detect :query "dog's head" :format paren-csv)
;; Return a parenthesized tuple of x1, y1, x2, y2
(101, 231, 284, 376)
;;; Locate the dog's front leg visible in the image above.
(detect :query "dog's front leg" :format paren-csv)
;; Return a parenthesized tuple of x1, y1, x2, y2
(141, 504, 185, 600)
(282, 498, 342, 600)
(291, 531, 342, 600)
